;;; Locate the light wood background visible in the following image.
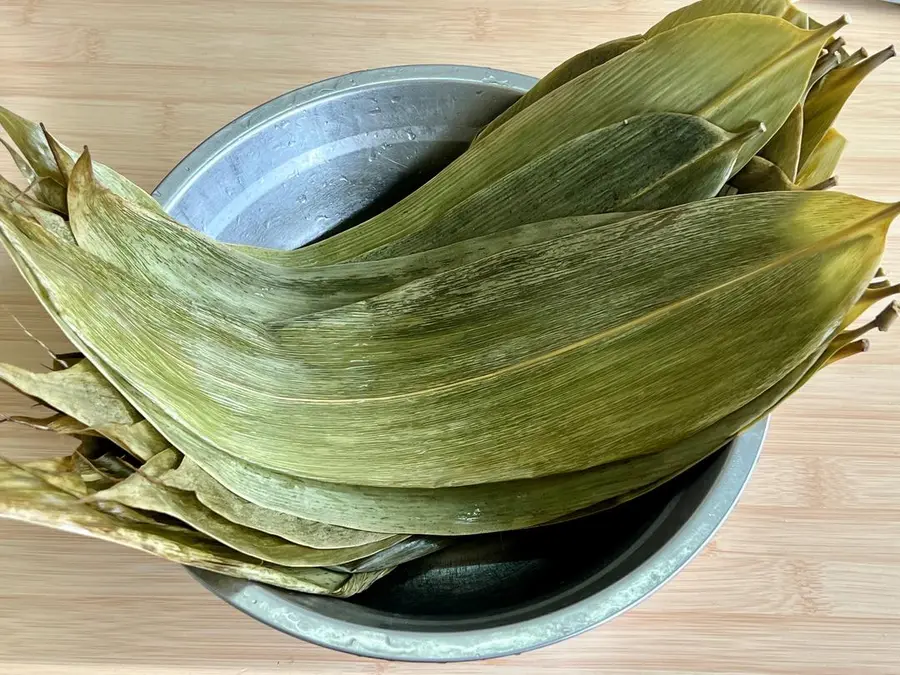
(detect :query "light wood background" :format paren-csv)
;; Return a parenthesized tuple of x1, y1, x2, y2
(1, 0, 899, 673)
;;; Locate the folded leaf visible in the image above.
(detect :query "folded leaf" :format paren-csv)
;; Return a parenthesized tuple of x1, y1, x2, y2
(92, 420, 167, 461)
(332, 536, 451, 573)
(3, 412, 93, 436)
(797, 127, 846, 188)
(0, 116, 67, 212)
(730, 155, 797, 192)
(0, 177, 74, 243)
(0, 359, 166, 460)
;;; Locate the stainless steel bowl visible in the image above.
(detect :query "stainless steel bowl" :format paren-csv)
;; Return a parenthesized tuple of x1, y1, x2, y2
(152, 65, 766, 662)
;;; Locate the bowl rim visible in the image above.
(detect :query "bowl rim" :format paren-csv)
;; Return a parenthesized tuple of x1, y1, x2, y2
(152, 64, 768, 663)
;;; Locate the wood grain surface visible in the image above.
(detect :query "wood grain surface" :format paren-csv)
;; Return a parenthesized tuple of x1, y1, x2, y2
(1, 1, 899, 673)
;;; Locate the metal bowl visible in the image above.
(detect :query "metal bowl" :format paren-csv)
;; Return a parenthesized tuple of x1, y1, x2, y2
(152, 65, 766, 662)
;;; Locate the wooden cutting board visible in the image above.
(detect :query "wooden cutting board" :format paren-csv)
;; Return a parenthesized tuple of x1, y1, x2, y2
(1, 1, 899, 673)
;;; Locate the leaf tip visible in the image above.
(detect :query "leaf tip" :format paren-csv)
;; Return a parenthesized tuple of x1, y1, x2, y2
(869, 44, 897, 66)
(812, 15, 851, 48)
(876, 301, 900, 332)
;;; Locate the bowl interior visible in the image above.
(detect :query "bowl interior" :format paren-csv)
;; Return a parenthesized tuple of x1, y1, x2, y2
(154, 66, 763, 660)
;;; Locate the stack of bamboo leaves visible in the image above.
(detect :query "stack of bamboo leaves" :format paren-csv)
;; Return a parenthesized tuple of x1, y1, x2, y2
(0, 0, 898, 597)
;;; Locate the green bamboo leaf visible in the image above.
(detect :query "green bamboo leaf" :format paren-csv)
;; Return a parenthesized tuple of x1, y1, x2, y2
(801, 46, 896, 167)
(245, 14, 845, 265)
(113, 340, 829, 534)
(730, 155, 797, 192)
(1, 191, 891, 490)
(645, 0, 808, 38)
(88, 449, 408, 567)
(61, 150, 635, 321)
(0, 456, 387, 595)
(165, 456, 398, 548)
(474, 35, 644, 141)
(358, 113, 763, 260)
(1, 354, 397, 548)
(797, 127, 846, 188)
(1, 237, 881, 535)
(758, 103, 803, 179)
(22, 442, 122, 498)
(0, 137, 40, 185)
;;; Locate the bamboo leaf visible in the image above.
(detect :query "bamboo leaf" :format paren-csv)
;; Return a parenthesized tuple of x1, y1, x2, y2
(88, 450, 409, 567)
(808, 51, 842, 89)
(61, 150, 635, 321)
(2, 222, 890, 534)
(0, 456, 386, 596)
(730, 155, 797, 192)
(801, 46, 896, 167)
(758, 103, 802, 179)
(332, 536, 451, 573)
(645, 0, 809, 38)
(1, 191, 892, 490)
(0, 113, 67, 212)
(0, 358, 166, 460)
(358, 113, 762, 260)
(3, 412, 94, 436)
(0, 107, 162, 215)
(91, 420, 168, 461)
(837, 47, 869, 70)
(166, 456, 400, 548)
(0, 359, 142, 426)
(474, 35, 644, 141)
(0, 177, 74, 243)
(115, 340, 829, 534)
(247, 14, 845, 265)
(797, 127, 846, 188)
